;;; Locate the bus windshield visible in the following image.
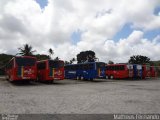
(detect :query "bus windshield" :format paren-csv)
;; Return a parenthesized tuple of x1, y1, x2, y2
(49, 60, 64, 68)
(16, 57, 36, 66)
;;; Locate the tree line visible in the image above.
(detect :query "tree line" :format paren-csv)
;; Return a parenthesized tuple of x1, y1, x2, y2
(0, 44, 160, 69)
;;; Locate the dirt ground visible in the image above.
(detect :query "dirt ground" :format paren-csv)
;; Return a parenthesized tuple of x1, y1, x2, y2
(0, 76, 160, 114)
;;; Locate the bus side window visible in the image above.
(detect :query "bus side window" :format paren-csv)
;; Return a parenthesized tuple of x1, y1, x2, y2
(66, 66, 70, 70)
(115, 66, 118, 71)
(78, 65, 82, 70)
(70, 65, 74, 70)
(37, 62, 46, 70)
(89, 64, 93, 69)
(106, 66, 108, 70)
(85, 64, 89, 70)
(75, 65, 78, 70)
(107, 66, 111, 70)
(73, 65, 76, 70)
(83, 64, 87, 70)
(111, 66, 114, 71)
(78, 65, 80, 70)
(119, 65, 124, 70)
(86, 64, 89, 70)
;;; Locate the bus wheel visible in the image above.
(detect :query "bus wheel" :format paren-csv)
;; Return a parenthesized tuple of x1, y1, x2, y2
(51, 80, 54, 84)
(110, 75, 114, 79)
(36, 78, 39, 82)
(108, 76, 111, 79)
(77, 76, 81, 80)
(8, 76, 12, 82)
(76, 76, 79, 80)
(6, 75, 9, 80)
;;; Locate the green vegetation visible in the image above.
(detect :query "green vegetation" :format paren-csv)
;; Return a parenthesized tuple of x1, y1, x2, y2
(48, 48, 54, 59)
(0, 44, 160, 75)
(128, 55, 150, 64)
(18, 44, 36, 56)
(77, 50, 96, 63)
(150, 60, 160, 66)
(108, 60, 114, 64)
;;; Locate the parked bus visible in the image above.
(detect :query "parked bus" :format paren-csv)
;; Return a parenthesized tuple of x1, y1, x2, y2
(142, 65, 150, 79)
(106, 64, 133, 79)
(65, 62, 106, 80)
(133, 64, 143, 79)
(37, 60, 64, 81)
(5, 56, 37, 82)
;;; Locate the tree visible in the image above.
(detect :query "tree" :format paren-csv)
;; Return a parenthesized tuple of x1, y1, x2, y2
(0, 54, 13, 75)
(128, 55, 150, 64)
(34, 54, 50, 61)
(48, 48, 54, 59)
(18, 44, 36, 56)
(69, 58, 76, 64)
(108, 60, 114, 64)
(64, 61, 70, 65)
(77, 50, 96, 63)
(54, 57, 60, 61)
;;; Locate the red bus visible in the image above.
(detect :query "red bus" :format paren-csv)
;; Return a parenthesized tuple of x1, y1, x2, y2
(142, 65, 150, 79)
(37, 60, 64, 81)
(5, 56, 37, 82)
(106, 64, 133, 79)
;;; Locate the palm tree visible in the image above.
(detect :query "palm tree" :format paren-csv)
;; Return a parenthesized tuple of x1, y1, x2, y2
(48, 48, 54, 59)
(54, 57, 59, 61)
(18, 44, 36, 56)
(70, 58, 76, 64)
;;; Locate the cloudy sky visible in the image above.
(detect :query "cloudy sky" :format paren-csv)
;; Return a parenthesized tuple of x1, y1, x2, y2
(0, 0, 160, 63)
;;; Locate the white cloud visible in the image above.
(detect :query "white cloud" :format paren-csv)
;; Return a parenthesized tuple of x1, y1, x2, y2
(0, 0, 160, 63)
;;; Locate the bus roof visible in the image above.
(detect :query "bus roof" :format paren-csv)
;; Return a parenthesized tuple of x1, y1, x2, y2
(14, 56, 36, 59)
(37, 59, 63, 63)
(65, 62, 105, 66)
(106, 64, 129, 66)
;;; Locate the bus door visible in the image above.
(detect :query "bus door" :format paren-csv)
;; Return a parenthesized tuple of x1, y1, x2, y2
(127, 64, 133, 78)
(133, 65, 137, 78)
(146, 65, 150, 77)
(137, 65, 142, 78)
(96, 62, 106, 78)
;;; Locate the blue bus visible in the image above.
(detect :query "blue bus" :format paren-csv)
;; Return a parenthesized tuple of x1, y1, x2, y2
(64, 62, 106, 80)
(133, 64, 143, 79)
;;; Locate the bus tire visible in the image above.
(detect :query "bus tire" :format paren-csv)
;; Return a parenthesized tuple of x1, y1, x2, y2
(110, 75, 114, 79)
(36, 77, 39, 82)
(6, 75, 9, 80)
(8, 76, 12, 82)
(76, 76, 79, 80)
(108, 76, 111, 79)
